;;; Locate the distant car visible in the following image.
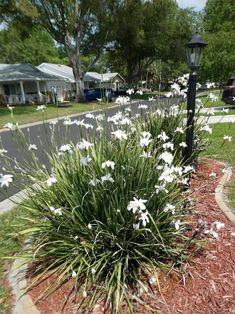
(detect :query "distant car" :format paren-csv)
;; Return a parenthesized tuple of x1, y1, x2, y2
(84, 88, 115, 102)
(116, 87, 127, 96)
(222, 77, 235, 105)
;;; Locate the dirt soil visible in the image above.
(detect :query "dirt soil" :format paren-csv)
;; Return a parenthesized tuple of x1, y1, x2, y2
(27, 159, 235, 314)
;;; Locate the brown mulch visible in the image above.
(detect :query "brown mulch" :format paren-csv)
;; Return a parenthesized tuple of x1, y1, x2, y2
(27, 159, 235, 314)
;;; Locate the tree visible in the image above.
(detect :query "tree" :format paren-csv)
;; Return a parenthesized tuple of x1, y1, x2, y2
(204, 0, 235, 32)
(0, 26, 67, 65)
(199, 0, 235, 85)
(199, 31, 235, 86)
(23, 0, 115, 101)
(107, 1, 195, 86)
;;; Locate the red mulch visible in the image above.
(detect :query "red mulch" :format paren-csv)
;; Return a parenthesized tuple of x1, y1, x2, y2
(27, 159, 235, 314)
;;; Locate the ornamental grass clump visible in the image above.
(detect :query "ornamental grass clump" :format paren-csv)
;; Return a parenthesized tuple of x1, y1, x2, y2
(1, 104, 207, 312)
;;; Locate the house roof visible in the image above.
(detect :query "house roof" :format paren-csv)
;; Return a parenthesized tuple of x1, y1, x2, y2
(38, 63, 125, 83)
(38, 63, 75, 83)
(0, 64, 63, 82)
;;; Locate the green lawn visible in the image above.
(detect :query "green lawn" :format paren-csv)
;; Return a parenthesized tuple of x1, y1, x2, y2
(0, 101, 115, 129)
(199, 109, 235, 116)
(201, 122, 235, 210)
(0, 206, 29, 313)
(201, 122, 235, 164)
(181, 89, 225, 109)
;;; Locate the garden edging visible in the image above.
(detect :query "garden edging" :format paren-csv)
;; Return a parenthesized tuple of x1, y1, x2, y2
(215, 166, 235, 224)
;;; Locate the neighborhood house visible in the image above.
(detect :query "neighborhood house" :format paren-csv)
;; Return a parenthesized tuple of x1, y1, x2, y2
(0, 63, 125, 105)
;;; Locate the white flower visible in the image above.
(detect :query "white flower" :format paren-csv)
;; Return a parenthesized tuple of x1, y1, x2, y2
(0, 174, 13, 187)
(127, 197, 147, 214)
(165, 92, 172, 98)
(125, 107, 131, 112)
(84, 123, 94, 130)
(158, 151, 173, 164)
(75, 119, 85, 126)
(111, 130, 128, 140)
(201, 124, 212, 134)
(141, 131, 151, 138)
(28, 144, 37, 151)
(101, 173, 114, 183)
(7, 104, 14, 111)
(0, 149, 7, 155)
(77, 139, 94, 150)
(140, 137, 152, 147)
(162, 142, 174, 151)
(164, 203, 175, 214)
(133, 223, 140, 229)
(46, 176, 57, 187)
(4, 122, 18, 130)
(205, 228, 219, 239)
(159, 167, 175, 183)
(174, 220, 181, 230)
(223, 135, 232, 142)
(95, 114, 104, 121)
(63, 118, 74, 125)
(174, 127, 184, 134)
(119, 117, 132, 126)
(208, 93, 218, 102)
(179, 142, 187, 148)
(72, 271, 77, 278)
(136, 90, 143, 95)
(157, 131, 169, 142)
(80, 156, 92, 166)
(183, 165, 194, 173)
(209, 172, 217, 178)
(126, 88, 134, 95)
(115, 96, 130, 104)
(140, 151, 152, 158)
(206, 82, 215, 89)
(148, 96, 154, 101)
(50, 206, 62, 215)
(85, 113, 95, 119)
(83, 290, 87, 298)
(149, 276, 156, 285)
(155, 184, 169, 194)
(214, 221, 225, 230)
(222, 108, 229, 113)
(36, 105, 46, 111)
(138, 104, 147, 109)
(89, 178, 100, 186)
(139, 211, 149, 227)
(102, 160, 115, 170)
(205, 108, 215, 116)
(88, 223, 92, 230)
(49, 119, 58, 125)
(59, 144, 72, 153)
(96, 125, 103, 132)
(139, 132, 152, 147)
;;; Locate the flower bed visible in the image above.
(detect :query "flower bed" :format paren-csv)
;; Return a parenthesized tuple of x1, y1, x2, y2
(26, 159, 235, 314)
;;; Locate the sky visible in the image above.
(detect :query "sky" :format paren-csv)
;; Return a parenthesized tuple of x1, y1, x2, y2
(177, 0, 207, 11)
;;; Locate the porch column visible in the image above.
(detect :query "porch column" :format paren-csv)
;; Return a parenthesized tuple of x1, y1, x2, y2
(19, 81, 26, 104)
(36, 81, 42, 102)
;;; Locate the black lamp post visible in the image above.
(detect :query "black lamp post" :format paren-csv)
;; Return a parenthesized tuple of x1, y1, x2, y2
(184, 33, 207, 163)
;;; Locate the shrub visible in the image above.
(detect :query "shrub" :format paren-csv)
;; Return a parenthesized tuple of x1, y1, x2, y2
(1, 103, 207, 312)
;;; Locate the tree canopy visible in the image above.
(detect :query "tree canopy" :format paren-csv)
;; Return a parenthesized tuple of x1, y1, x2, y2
(199, 0, 235, 85)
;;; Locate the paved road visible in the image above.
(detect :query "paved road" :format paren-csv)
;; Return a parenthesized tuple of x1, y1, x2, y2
(0, 97, 181, 202)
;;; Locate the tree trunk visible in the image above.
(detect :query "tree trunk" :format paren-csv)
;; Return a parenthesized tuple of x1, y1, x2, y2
(71, 61, 86, 102)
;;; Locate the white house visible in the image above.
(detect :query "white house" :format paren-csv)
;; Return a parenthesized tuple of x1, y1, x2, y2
(38, 63, 125, 91)
(0, 63, 125, 105)
(0, 64, 65, 105)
